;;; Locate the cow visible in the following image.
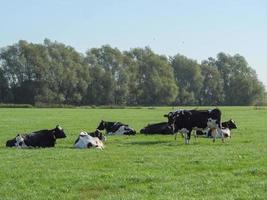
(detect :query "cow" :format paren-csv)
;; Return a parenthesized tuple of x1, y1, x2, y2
(6, 134, 28, 148)
(96, 120, 136, 135)
(140, 122, 173, 135)
(196, 119, 237, 138)
(6, 125, 66, 148)
(86, 129, 106, 142)
(164, 108, 223, 144)
(220, 119, 237, 138)
(74, 130, 105, 149)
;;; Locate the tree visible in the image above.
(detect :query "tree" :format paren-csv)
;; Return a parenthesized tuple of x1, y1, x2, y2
(85, 45, 128, 105)
(171, 54, 203, 105)
(0, 39, 90, 105)
(0, 67, 11, 103)
(216, 53, 265, 105)
(40, 39, 90, 105)
(126, 47, 178, 105)
(199, 58, 224, 105)
(0, 40, 39, 104)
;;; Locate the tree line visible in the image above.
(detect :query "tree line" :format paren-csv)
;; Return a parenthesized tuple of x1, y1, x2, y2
(0, 39, 266, 106)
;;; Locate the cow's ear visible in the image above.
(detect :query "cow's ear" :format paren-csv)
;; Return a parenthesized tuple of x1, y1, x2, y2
(56, 125, 63, 130)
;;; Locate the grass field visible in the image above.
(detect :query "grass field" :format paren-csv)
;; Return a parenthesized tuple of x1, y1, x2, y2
(0, 107, 266, 200)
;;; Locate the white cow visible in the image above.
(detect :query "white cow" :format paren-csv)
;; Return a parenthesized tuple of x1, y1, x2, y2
(74, 132, 104, 150)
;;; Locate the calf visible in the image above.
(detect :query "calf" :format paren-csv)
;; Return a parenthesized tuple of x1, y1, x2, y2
(97, 120, 136, 135)
(6, 125, 66, 148)
(74, 130, 105, 149)
(140, 122, 173, 135)
(164, 108, 223, 144)
(196, 119, 237, 138)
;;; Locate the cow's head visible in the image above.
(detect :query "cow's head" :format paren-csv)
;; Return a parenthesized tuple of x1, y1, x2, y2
(165, 110, 190, 133)
(140, 128, 146, 134)
(54, 125, 67, 138)
(123, 126, 136, 135)
(97, 120, 106, 130)
(224, 119, 237, 129)
(164, 112, 176, 124)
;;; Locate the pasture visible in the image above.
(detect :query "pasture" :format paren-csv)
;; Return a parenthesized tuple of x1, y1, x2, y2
(0, 107, 266, 200)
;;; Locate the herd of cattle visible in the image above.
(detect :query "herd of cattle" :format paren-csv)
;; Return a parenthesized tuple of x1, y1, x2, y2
(5, 108, 237, 149)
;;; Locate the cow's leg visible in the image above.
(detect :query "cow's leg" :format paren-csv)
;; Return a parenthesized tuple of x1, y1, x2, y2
(193, 130, 197, 141)
(211, 128, 217, 142)
(174, 132, 178, 140)
(182, 129, 190, 144)
(217, 127, 224, 143)
(188, 130, 192, 144)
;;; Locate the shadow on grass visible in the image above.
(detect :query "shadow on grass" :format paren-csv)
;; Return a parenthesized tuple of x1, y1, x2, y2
(126, 141, 171, 145)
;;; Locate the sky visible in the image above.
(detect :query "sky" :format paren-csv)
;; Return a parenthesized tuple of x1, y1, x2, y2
(1, 0, 267, 87)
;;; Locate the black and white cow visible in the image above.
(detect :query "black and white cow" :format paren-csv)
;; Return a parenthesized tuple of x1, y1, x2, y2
(74, 130, 105, 149)
(6, 125, 66, 148)
(96, 120, 136, 135)
(140, 122, 173, 135)
(164, 108, 223, 144)
(196, 119, 237, 138)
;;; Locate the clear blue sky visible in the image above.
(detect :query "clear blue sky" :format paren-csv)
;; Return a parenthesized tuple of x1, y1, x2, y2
(1, 0, 267, 87)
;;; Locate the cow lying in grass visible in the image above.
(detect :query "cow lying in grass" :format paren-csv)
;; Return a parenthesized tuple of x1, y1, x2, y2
(74, 130, 105, 149)
(6, 125, 66, 148)
(97, 120, 136, 135)
(196, 119, 237, 138)
(140, 122, 173, 135)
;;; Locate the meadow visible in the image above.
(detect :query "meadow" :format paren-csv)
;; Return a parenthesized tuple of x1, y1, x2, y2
(0, 107, 266, 200)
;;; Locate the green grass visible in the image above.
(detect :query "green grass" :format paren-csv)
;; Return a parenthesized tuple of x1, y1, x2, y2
(0, 107, 266, 200)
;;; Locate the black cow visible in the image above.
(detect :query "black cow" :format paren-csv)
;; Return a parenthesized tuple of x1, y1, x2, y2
(164, 108, 223, 144)
(196, 119, 237, 138)
(97, 120, 136, 135)
(140, 122, 173, 135)
(6, 125, 66, 148)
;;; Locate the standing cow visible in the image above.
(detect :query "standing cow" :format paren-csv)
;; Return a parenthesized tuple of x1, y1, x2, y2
(164, 109, 223, 144)
(6, 125, 66, 148)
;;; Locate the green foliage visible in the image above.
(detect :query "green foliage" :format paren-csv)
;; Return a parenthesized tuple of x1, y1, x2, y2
(0, 40, 265, 106)
(215, 53, 265, 105)
(0, 107, 266, 200)
(126, 47, 178, 105)
(200, 59, 225, 105)
(171, 54, 203, 105)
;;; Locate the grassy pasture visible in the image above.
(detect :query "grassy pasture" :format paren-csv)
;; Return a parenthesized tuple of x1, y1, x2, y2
(0, 107, 266, 200)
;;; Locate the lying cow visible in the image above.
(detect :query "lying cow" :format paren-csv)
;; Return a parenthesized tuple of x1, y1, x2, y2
(97, 120, 136, 135)
(6, 125, 66, 148)
(164, 108, 223, 144)
(140, 122, 173, 135)
(196, 119, 237, 138)
(74, 130, 105, 149)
